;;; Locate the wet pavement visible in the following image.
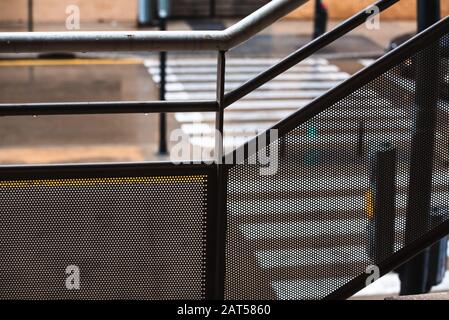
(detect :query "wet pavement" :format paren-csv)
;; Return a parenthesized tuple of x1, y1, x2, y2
(0, 59, 175, 164)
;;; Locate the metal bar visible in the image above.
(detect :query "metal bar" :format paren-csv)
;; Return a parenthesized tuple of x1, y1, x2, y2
(0, 0, 307, 53)
(224, 14, 449, 171)
(28, 0, 33, 32)
(205, 164, 219, 300)
(210, 0, 216, 19)
(224, 0, 400, 107)
(325, 217, 449, 300)
(138, 0, 154, 27)
(368, 142, 397, 262)
(400, 0, 441, 295)
(418, 0, 440, 32)
(0, 161, 213, 180)
(158, 14, 168, 155)
(0, 100, 219, 116)
(313, 0, 327, 39)
(216, 52, 226, 162)
(209, 50, 227, 300)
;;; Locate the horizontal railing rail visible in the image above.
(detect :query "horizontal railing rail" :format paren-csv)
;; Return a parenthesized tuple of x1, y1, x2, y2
(0, 0, 306, 53)
(0, 100, 219, 116)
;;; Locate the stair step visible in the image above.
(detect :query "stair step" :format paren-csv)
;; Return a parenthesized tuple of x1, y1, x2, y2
(155, 72, 350, 83)
(228, 191, 448, 218)
(164, 81, 342, 92)
(144, 58, 329, 67)
(228, 172, 449, 198)
(148, 64, 341, 75)
(255, 245, 369, 269)
(166, 88, 381, 101)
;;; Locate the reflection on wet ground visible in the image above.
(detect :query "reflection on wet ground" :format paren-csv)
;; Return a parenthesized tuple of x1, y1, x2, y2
(0, 59, 174, 164)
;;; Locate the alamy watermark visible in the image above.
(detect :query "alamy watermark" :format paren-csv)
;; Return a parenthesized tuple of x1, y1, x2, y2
(66, 5, 81, 30)
(365, 5, 381, 30)
(365, 265, 381, 287)
(170, 127, 279, 176)
(65, 265, 81, 290)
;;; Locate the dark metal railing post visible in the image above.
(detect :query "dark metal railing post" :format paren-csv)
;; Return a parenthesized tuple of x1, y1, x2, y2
(210, 0, 216, 19)
(400, 0, 441, 295)
(28, 0, 33, 32)
(157, 1, 168, 155)
(208, 50, 227, 300)
(367, 142, 397, 262)
(418, 0, 440, 33)
(313, 0, 328, 39)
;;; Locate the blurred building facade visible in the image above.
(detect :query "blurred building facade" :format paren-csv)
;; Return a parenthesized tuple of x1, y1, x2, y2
(0, 0, 448, 25)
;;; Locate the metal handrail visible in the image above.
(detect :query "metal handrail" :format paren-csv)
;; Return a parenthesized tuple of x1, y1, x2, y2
(0, 0, 307, 53)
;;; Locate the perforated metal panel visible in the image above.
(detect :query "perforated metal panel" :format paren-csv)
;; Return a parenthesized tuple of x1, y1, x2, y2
(225, 30, 449, 299)
(0, 166, 210, 300)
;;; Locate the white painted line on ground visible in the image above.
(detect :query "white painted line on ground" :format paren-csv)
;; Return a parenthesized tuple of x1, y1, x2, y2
(165, 81, 341, 92)
(256, 245, 368, 268)
(167, 90, 328, 101)
(144, 58, 329, 67)
(154, 72, 350, 83)
(148, 64, 341, 74)
(359, 59, 376, 68)
(228, 192, 449, 216)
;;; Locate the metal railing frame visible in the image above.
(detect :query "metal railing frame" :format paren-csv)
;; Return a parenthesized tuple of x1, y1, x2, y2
(4, 0, 437, 300)
(0, 0, 399, 117)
